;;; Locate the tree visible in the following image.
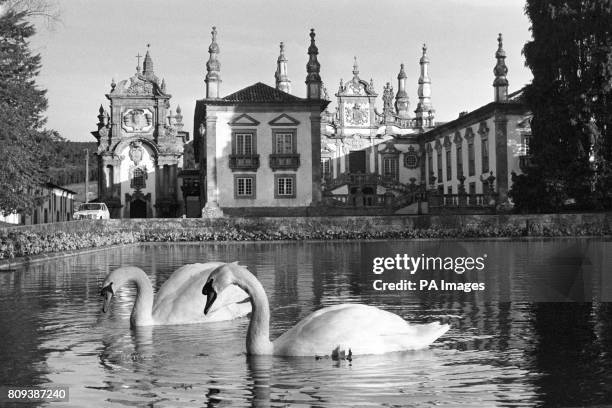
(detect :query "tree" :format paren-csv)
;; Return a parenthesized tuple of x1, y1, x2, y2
(511, 1, 612, 212)
(0, 8, 51, 215)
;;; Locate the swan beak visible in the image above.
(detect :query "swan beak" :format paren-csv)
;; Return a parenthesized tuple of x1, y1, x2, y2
(100, 284, 114, 313)
(202, 281, 217, 315)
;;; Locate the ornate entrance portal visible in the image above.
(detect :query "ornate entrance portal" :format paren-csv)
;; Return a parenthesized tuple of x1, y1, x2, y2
(130, 198, 147, 218)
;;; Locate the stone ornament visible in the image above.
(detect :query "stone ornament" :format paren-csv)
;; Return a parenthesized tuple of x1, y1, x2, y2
(128, 141, 145, 165)
(403, 146, 420, 169)
(344, 102, 370, 126)
(122, 108, 153, 133)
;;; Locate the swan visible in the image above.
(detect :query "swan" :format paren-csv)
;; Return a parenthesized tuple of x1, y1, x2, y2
(201, 263, 450, 357)
(100, 263, 251, 327)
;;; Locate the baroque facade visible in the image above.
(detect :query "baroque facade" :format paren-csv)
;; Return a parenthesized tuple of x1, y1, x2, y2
(321, 34, 530, 214)
(92, 30, 530, 218)
(92, 47, 189, 218)
(193, 28, 328, 217)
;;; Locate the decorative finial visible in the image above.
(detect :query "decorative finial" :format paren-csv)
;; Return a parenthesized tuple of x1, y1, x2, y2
(161, 78, 166, 92)
(279, 42, 286, 60)
(275, 41, 291, 93)
(110, 78, 116, 90)
(493, 33, 509, 101)
(143, 45, 154, 76)
(420, 43, 429, 64)
(398, 63, 407, 79)
(416, 42, 434, 127)
(306, 28, 322, 99)
(176, 105, 182, 114)
(136, 52, 142, 73)
(206, 26, 221, 98)
(352, 56, 359, 77)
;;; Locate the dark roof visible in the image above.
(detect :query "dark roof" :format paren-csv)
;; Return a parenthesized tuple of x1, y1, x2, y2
(222, 82, 306, 103)
(45, 182, 77, 195)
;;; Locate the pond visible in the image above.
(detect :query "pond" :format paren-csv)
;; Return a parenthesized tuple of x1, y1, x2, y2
(0, 239, 611, 407)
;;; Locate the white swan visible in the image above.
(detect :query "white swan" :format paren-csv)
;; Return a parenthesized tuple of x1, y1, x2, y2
(201, 263, 450, 357)
(100, 263, 251, 327)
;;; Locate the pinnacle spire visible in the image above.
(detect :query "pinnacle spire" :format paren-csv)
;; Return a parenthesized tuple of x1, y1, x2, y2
(206, 26, 221, 98)
(275, 42, 291, 93)
(306, 28, 322, 99)
(493, 33, 509, 101)
(397, 63, 407, 80)
(415, 43, 434, 128)
(395, 62, 410, 119)
(143, 44, 154, 76)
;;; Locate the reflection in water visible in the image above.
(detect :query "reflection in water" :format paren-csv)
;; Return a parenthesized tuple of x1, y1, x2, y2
(0, 239, 610, 407)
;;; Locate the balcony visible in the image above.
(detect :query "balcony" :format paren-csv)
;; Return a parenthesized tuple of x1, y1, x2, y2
(229, 154, 260, 171)
(269, 153, 300, 171)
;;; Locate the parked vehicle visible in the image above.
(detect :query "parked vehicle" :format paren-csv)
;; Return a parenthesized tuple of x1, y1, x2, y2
(73, 203, 110, 220)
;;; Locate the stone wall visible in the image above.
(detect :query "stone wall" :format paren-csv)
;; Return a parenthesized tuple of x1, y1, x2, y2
(2, 212, 611, 236)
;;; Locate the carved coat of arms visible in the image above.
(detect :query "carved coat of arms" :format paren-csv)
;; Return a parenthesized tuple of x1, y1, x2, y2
(122, 108, 153, 132)
(344, 103, 370, 126)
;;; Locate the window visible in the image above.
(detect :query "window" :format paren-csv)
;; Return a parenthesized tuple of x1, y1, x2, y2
(447, 186, 453, 195)
(382, 157, 399, 181)
(522, 134, 531, 156)
(427, 149, 433, 182)
(230, 130, 259, 171)
(468, 141, 475, 176)
(275, 174, 296, 198)
(481, 138, 489, 173)
(446, 149, 452, 181)
(437, 150, 442, 182)
(234, 175, 255, 198)
(234, 132, 254, 155)
(456, 145, 463, 178)
(275, 133, 293, 153)
(321, 157, 332, 176)
(270, 129, 299, 170)
(403, 147, 418, 169)
(132, 167, 146, 190)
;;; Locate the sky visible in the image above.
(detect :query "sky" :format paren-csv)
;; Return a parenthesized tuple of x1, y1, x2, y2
(28, 0, 533, 142)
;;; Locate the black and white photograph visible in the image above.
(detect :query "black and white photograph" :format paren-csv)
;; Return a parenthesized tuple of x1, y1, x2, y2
(1, 0, 611, 406)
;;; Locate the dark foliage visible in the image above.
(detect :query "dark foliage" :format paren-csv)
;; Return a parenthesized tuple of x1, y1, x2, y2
(511, 1, 612, 212)
(0, 10, 50, 215)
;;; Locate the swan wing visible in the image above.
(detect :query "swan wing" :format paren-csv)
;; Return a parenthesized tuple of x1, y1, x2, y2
(152, 263, 250, 325)
(273, 304, 449, 356)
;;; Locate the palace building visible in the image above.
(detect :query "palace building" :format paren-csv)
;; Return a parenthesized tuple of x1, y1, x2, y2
(193, 28, 328, 217)
(92, 29, 530, 218)
(92, 47, 189, 218)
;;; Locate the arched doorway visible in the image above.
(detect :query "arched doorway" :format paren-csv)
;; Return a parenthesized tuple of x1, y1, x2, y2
(130, 199, 147, 218)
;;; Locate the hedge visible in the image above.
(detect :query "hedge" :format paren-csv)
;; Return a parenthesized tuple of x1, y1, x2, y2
(1, 221, 610, 260)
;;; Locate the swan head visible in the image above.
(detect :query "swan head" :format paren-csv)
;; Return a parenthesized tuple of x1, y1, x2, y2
(100, 282, 114, 313)
(202, 262, 243, 315)
(100, 266, 142, 313)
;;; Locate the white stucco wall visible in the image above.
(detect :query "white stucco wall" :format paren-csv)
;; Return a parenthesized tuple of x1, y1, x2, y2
(214, 110, 314, 207)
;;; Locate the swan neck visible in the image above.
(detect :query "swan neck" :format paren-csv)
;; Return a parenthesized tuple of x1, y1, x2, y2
(124, 267, 154, 326)
(235, 269, 272, 355)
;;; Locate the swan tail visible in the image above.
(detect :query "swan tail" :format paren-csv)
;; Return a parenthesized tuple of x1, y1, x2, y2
(204, 300, 252, 322)
(410, 322, 450, 349)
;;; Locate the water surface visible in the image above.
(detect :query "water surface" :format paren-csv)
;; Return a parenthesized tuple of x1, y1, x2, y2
(0, 239, 611, 407)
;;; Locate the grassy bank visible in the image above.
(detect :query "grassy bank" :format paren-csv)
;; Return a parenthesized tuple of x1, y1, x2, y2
(1, 214, 611, 260)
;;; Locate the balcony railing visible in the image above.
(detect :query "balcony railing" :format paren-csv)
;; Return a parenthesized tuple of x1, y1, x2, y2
(428, 193, 496, 210)
(269, 153, 300, 171)
(229, 154, 260, 171)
